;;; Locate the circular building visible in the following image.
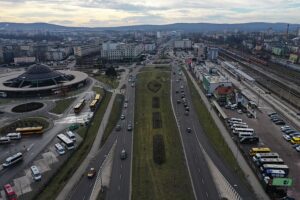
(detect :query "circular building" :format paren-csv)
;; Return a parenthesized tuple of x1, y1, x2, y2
(0, 64, 88, 98)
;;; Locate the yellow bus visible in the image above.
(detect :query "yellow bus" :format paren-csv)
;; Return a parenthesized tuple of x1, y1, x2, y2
(94, 94, 101, 101)
(89, 100, 98, 111)
(290, 137, 300, 144)
(249, 147, 271, 156)
(16, 126, 43, 135)
(74, 98, 86, 114)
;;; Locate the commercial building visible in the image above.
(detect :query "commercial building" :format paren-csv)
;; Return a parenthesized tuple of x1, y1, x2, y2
(14, 57, 36, 65)
(100, 42, 144, 61)
(174, 39, 192, 49)
(0, 63, 88, 98)
(207, 47, 219, 61)
(144, 43, 156, 52)
(202, 75, 232, 94)
(74, 44, 101, 57)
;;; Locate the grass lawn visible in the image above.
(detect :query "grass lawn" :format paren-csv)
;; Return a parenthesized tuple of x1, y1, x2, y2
(132, 67, 194, 200)
(183, 69, 245, 178)
(140, 65, 171, 72)
(35, 89, 112, 200)
(100, 94, 124, 147)
(50, 97, 76, 114)
(94, 74, 119, 89)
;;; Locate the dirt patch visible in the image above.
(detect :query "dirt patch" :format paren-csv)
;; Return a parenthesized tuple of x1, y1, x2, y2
(152, 97, 160, 108)
(152, 112, 162, 129)
(147, 80, 162, 93)
(12, 102, 44, 113)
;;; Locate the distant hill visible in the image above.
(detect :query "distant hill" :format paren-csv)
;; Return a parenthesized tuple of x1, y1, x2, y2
(0, 22, 299, 32)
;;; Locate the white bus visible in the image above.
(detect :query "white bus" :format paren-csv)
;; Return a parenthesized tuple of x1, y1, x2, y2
(0, 137, 11, 144)
(260, 164, 289, 175)
(252, 152, 279, 162)
(57, 134, 74, 150)
(6, 133, 21, 140)
(238, 132, 253, 138)
(233, 128, 254, 135)
(263, 169, 287, 178)
(231, 124, 248, 130)
(2, 152, 23, 168)
(229, 121, 247, 126)
(256, 158, 284, 166)
(228, 118, 242, 124)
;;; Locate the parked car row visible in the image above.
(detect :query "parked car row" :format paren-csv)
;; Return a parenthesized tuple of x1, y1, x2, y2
(268, 112, 286, 125)
(279, 125, 300, 152)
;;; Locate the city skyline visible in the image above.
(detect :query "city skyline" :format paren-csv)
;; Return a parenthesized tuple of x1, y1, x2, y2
(0, 0, 299, 27)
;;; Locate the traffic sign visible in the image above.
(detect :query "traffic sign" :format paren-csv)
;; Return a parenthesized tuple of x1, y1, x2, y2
(272, 178, 293, 186)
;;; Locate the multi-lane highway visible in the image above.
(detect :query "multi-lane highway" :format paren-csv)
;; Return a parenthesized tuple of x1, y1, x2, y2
(105, 66, 139, 200)
(171, 61, 256, 199)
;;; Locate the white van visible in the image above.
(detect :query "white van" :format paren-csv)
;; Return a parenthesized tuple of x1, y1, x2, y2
(6, 133, 21, 140)
(238, 132, 253, 138)
(0, 136, 11, 144)
(2, 152, 23, 168)
(30, 165, 42, 181)
(55, 143, 65, 155)
(66, 131, 76, 141)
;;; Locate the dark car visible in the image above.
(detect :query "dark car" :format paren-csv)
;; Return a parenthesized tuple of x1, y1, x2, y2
(115, 124, 121, 131)
(177, 100, 181, 104)
(185, 107, 190, 112)
(185, 111, 189, 116)
(275, 120, 286, 125)
(120, 149, 127, 160)
(186, 128, 192, 133)
(239, 136, 259, 144)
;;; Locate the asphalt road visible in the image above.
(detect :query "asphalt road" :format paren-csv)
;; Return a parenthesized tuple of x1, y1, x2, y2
(105, 67, 138, 200)
(171, 64, 219, 200)
(0, 82, 96, 187)
(171, 62, 256, 199)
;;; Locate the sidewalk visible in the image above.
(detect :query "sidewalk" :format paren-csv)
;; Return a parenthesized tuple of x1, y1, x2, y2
(185, 67, 270, 200)
(56, 71, 128, 200)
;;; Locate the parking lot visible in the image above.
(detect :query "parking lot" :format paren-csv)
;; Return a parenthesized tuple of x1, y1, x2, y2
(223, 107, 300, 198)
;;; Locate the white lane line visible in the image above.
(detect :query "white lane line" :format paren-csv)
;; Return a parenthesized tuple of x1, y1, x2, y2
(206, 192, 209, 198)
(120, 174, 122, 179)
(118, 185, 121, 190)
(202, 178, 204, 184)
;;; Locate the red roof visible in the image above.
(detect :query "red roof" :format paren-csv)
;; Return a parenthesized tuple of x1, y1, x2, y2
(215, 86, 234, 95)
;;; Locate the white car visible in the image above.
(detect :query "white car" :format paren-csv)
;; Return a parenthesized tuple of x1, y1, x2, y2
(280, 125, 290, 131)
(282, 134, 291, 141)
(296, 146, 300, 152)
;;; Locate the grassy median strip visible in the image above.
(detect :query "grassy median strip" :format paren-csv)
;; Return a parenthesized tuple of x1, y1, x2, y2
(94, 74, 119, 89)
(50, 97, 76, 114)
(132, 67, 194, 200)
(100, 94, 124, 147)
(35, 89, 112, 200)
(183, 69, 244, 178)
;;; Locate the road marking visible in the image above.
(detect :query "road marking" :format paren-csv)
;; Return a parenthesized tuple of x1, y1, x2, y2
(206, 192, 209, 198)
(120, 174, 122, 179)
(27, 143, 34, 151)
(118, 185, 121, 190)
(202, 178, 204, 184)
(121, 164, 122, 169)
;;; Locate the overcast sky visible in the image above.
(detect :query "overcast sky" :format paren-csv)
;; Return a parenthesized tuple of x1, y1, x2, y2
(0, 0, 299, 27)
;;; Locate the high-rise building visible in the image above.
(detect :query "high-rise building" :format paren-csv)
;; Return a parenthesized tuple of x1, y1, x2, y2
(207, 47, 219, 60)
(74, 44, 101, 57)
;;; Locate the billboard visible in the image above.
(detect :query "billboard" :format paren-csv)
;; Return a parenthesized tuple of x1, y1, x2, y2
(272, 178, 293, 187)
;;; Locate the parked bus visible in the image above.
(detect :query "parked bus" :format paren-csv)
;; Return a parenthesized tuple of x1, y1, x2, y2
(57, 134, 74, 150)
(231, 124, 249, 130)
(89, 100, 98, 111)
(249, 147, 271, 156)
(2, 152, 23, 168)
(229, 121, 247, 126)
(227, 118, 242, 124)
(74, 98, 86, 114)
(252, 152, 279, 162)
(94, 94, 101, 101)
(290, 137, 300, 144)
(3, 184, 17, 200)
(256, 158, 284, 166)
(16, 126, 43, 135)
(260, 164, 289, 175)
(233, 128, 254, 135)
(263, 169, 287, 178)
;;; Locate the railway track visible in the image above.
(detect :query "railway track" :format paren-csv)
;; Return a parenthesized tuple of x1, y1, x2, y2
(219, 52, 300, 110)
